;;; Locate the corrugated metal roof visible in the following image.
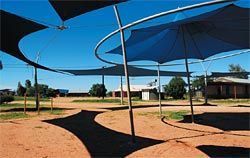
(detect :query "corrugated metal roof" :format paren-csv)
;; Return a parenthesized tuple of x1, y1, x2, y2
(214, 77, 250, 84)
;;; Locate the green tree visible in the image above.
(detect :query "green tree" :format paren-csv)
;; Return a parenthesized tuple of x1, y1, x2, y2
(37, 84, 49, 97)
(25, 79, 33, 96)
(17, 82, 26, 96)
(25, 79, 32, 88)
(192, 76, 212, 92)
(46, 88, 56, 97)
(26, 86, 35, 97)
(228, 64, 248, 79)
(164, 77, 186, 99)
(89, 83, 107, 97)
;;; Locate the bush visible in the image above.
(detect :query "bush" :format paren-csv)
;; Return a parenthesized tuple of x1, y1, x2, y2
(106, 91, 113, 97)
(0, 94, 14, 104)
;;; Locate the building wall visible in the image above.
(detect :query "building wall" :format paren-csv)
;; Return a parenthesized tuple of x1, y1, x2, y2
(112, 91, 141, 98)
(112, 91, 127, 97)
(142, 91, 149, 100)
(149, 92, 158, 100)
(142, 89, 160, 100)
(67, 93, 89, 97)
(207, 83, 250, 99)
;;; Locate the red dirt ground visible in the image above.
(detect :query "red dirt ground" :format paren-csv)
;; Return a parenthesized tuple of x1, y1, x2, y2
(0, 97, 249, 158)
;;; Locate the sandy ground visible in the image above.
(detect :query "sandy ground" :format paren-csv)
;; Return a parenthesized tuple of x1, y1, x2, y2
(0, 97, 249, 158)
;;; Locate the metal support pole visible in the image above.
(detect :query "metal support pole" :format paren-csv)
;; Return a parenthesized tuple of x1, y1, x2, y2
(34, 67, 39, 110)
(102, 74, 105, 99)
(114, 5, 135, 143)
(120, 76, 124, 105)
(204, 71, 208, 104)
(101, 66, 105, 99)
(182, 26, 194, 123)
(38, 93, 40, 115)
(157, 64, 162, 116)
(200, 60, 212, 105)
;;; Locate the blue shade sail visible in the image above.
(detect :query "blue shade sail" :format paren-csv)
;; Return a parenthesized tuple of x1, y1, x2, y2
(49, 0, 127, 21)
(0, 10, 57, 72)
(59, 65, 190, 77)
(107, 4, 250, 64)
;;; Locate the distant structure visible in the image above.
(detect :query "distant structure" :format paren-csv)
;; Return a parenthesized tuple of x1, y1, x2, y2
(56, 89, 69, 97)
(0, 89, 15, 95)
(207, 77, 250, 99)
(112, 85, 159, 100)
(67, 90, 89, 97)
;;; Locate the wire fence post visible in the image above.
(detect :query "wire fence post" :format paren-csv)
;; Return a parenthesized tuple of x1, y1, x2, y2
(38, 93, 40, 115)
(51, 97, 53, 113)
(24, 93, 27, 114)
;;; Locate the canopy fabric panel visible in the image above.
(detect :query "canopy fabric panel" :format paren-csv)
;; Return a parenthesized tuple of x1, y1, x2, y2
(107, 4, 250, 64)
(211, 72, 250, 77)
(60, 65, 189, 77)
(0, 10, 56, 72)
(49, 0, 126, 21)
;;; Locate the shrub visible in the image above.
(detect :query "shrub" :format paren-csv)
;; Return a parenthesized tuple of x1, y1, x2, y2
(106, 91, 113, 97)
(0, 94, 14, 104)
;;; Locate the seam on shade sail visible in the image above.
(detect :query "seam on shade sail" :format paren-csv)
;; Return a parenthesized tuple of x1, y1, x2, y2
(129, 29, 171, 62)
(161, 26, 181, 64)
(185, 25, 204, 59)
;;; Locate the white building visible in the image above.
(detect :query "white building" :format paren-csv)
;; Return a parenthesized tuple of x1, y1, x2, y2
(112, 84, 158, 100)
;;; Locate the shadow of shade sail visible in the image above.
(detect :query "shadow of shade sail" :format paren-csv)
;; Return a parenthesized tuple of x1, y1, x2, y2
(197, 145, 250, 158)
(179, 112, 250, 131)
(44, 110, 163, 157)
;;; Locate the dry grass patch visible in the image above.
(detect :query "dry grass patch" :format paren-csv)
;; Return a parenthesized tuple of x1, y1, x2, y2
(139, 110, 189, 120)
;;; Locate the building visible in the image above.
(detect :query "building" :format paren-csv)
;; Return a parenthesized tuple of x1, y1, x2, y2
(55, 89, 69, 97)
(112, 85, 158, 100)
(67, 90, 89, 97)
(207, 77, 250, 99)
(142, 87, 159, 100)
(0, 89, 15, 95)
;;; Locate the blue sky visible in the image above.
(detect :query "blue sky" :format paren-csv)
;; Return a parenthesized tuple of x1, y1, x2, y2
(0, 0, 249, 92)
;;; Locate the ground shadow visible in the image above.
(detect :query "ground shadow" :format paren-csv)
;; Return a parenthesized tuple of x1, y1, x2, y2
(0, 107, 72, 112)
(179, 112, 250, 131)
(44, 110, 163, 157)
(197, 145, 250, 157)
(161, 117, 249, 138)
(103, 103, 217, 111)
(233, 105, 250, 108)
